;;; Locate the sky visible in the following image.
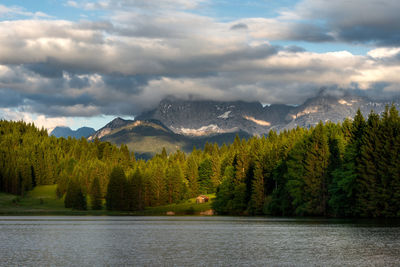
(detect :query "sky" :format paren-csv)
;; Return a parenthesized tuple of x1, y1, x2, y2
(0, 0, 400, 131)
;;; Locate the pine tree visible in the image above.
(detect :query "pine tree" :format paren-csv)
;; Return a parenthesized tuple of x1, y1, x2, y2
(64, 178, 87, 210)
(329, 109, 366, 217)
(166, 160, 184, 203)
(90, 176, 102, 210)
(127, 168, 144, 211)
(106, 166, 128, 211)
(198, 158, 213, 193)
(212, 166, 235, 214)
(248, 151, 265, 215)
(356, 111, 380, 216)
(185, 155, 199, 197)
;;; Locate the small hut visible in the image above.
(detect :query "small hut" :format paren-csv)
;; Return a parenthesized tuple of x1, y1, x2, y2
(196, 195, 209, 204)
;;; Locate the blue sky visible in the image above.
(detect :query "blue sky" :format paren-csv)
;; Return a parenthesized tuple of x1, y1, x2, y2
(0, 0, 399, 131)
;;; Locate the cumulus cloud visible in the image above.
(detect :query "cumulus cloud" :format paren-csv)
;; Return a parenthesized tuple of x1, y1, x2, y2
(281, 0, 400, 45)
(0, 0, 399, 123)
(0, 108, 69, 132)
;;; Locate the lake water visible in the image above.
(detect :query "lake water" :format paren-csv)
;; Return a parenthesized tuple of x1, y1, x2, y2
(0, 216, 399, 266)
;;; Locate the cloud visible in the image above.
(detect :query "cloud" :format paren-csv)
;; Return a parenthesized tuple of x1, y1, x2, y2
(0, 88, 23, 107)
(0, 108, 69, 132)
(283, 0, 400, 45)
(0, 1, 400, 123)
(67, 0, 208, 11)
(0, 4, 51, 19)
(230, 23, 248, 31)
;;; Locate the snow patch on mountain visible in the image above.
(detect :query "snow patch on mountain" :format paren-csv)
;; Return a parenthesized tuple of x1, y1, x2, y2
(243, 115, 271, 126)
(295, 106, 319, 118)
(174, 124, 238, 136)
(218, 111, 231, 119)
(338, 99, 352, 106)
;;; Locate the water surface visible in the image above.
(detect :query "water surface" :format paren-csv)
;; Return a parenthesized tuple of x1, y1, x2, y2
(0, 216, 399, 266)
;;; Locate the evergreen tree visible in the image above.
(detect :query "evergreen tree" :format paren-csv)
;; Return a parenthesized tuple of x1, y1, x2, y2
(106, 166, 128, 211)
(198, 158, 213, 193)
(127, 168, 144, 211)
(166, 160, 184, 203)
(185, 155, 199, 197)
(64, 178, 87, 210)
(90, 176, 102, 210)
(356, 111, 380, 216)
(212, 166, 235, 214)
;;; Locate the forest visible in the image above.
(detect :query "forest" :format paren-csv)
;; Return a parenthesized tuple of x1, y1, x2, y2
(0, 106, 399, 217)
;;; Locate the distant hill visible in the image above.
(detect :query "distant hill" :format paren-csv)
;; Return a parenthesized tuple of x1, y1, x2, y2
(50, 126, 95, 139)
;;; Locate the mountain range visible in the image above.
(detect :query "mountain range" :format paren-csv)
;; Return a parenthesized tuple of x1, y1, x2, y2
(53, 90, 400, 157)
(136, 91, 399, 135)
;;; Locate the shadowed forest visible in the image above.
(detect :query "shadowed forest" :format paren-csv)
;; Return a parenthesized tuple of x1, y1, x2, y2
(1, 106, 400, 217)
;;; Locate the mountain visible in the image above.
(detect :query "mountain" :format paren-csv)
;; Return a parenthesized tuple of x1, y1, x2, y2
(138, 92, 400, 135)
(87, 117, 134, 141)
(89, 91, 400, 157)
(50, 126, 95, 138)
(285, 91, 400, 129)
(137, 96, 295, 136)
(89, 119, 250, 159)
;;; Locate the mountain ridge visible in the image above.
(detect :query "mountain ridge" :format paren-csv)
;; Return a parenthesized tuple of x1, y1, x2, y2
(86, 91, 400, 157)
(137, 92, 400, 136)
(50, 126, 95, 139)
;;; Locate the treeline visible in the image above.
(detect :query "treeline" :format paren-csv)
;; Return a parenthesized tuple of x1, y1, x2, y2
(0, 119, 223, 211)
(1, 106, 400, 217)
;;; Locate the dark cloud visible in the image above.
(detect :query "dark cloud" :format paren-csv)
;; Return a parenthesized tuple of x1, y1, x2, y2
(337, 25, 400, 46)
(288, 23, 334, 42)
(159, 44, 278, 75)
(230, 23, 248, 31)
(101, 74, 150, 93)
(284, 45, 306, 53)
(0, 88, 23, 107)
(69, 75, 90, 89)
(292, 0, 400, 45)
(26, 92, 94, 107)
(25, 62, 64, 78)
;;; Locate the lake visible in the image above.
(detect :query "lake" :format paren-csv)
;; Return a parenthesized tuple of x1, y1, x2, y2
(0, 216, 399, 266)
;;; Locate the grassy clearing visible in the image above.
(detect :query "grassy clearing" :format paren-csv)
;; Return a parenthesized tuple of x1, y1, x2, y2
(0, 186, 215, 216)
(0, 185, 64, 214)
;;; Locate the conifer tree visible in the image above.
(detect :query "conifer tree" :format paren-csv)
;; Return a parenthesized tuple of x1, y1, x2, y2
(90, 176, 102, 210)
(166, 160, 184, 203)
(198, 158, 213, 193)
(185, 155, 199, 197)
(64, 178, 87, 210)
(106, 166, 128, 211)
(127, 168, 144, 211)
